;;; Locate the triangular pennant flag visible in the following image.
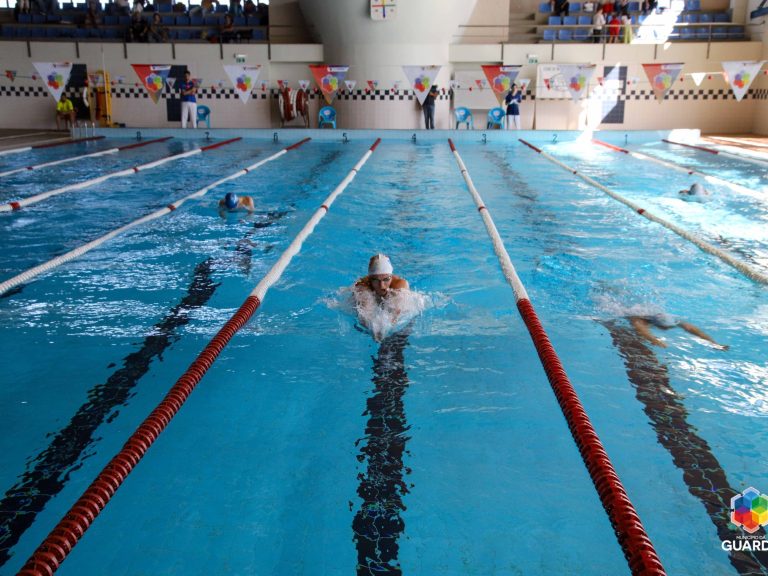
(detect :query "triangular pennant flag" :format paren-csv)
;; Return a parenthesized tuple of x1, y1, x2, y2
(298, 79, 310, 91)
(309, 65, 349, 104)
(130, 64, 171, 104)
(344, 79, 356, 93)
(392, 81, 401, 92)
(641, 63, 684, 102)
(165, 76, 176, 90)
(558, 64, 595, 102)
(518, 78, 531, 92)
(223, 64, 261, 104)
(402, 65, 442, 105)
(5, 70, 17, 82)
(481, 65, 522, 105)
(366, 80, 378, 92)
(277, 79, 287, 89)
(722, 60, 765, 102)
(690, 72, 706, 86)
(449, 80, 458, 90)
(32, 62, 73, 101)
(475, 79, 484, 90)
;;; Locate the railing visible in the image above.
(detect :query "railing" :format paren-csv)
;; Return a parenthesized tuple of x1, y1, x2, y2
(70, 120, 96, 139)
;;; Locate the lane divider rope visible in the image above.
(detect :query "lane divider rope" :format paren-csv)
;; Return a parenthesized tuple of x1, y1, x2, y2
(0, 138, 241, 213)
(448, 138, 667, 576)
(663, 138, 768, 169)
(526, 139, 768, 285)
(0, 138, 310, 297)
(0, 137, 173, 179)
(0, 136, 106, 156)
(0, 131, 51, 141)
(16, 138, 379, 576)
(591, 139, 761, 199)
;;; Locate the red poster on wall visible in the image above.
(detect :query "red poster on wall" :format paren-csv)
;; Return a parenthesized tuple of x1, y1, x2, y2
(131, 64, 171, 104)
(641, 63, 684, 102)
(309, 65, 349, 104)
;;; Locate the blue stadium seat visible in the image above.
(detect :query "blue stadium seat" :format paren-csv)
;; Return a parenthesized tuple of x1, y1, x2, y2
(88, 27, 102, 37)
(119, 15, 130, 24)
(215, 4, 227, 12)
(190, 15, 203, 25)
(31, 14, 45, 23)
(161, 15, 173, 24)
(629, 1, 640, 9)
(713, 12, 729, 22)
(233, 15, 245, 25)
(46, 14, 62, 22)
(548, 15, 562, 24)
(684, 0, 700, 10)
(454, 107, 473, 129)
(680, 26, 695, 39)
(252, 28, 265, 40)
(712, 26, 728, 38)
(699, 13, 712, 22)
(73, 27, 88, 37)
(18, 13, 31, 22)
(539, 1, 552, 12)
(558, 28, 573, 39)
(684, 13, 697, 22)
(1, 24, 16, 37)
(103, 15, 118, 24)
(175, 15, 189, 24)
(486, 107, 505, 129)
(638, 13, 647, 22)
(246, 14, 261, 25)
(103, 27, 120, 37)
(695, 25, 710, 38)
(574, 27, 590, 40)
(62, 2, 73, 8)
(176, 28, 192, 39)
(728, 25, 744, 38)
(563, 15, 577, 24)
(578, 15, 591, 24)
(630, 14, 638, 23)
(203, 15, 219, 24)
(570, 2, 581, 11)
(543, 28, 557, 40)
(158, 3, 171, 11)
(45, 27, 59, 37)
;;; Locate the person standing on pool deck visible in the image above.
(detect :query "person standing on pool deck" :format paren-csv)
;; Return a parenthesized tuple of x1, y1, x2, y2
(179, 70, 197, 129)
(504, 83, 523, 130)
(355, 254, 409, 301)
(629, 313, 728, 350)
(218, 192, 255, 214)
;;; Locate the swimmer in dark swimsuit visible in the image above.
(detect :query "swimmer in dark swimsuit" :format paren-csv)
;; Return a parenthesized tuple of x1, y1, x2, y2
(629, 313, 728, 350)
(678, 182, 710, 201)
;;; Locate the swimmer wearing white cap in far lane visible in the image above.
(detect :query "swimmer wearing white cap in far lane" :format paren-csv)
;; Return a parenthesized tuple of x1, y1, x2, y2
(355, 253, 409, 300)
(218, 192, 255, 215)
(678, 182, 710, 201)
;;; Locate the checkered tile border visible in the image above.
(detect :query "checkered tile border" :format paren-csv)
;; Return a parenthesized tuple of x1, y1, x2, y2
(0, 84, 760, 101)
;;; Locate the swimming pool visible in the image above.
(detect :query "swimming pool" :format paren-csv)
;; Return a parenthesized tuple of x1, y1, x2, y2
(0, 131, 766, 575)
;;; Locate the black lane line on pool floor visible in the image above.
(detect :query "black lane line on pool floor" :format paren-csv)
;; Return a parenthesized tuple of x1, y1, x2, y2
(0, 213, 291, 569)
(353, 328, 412, 576)
(603, 321, 768, 576)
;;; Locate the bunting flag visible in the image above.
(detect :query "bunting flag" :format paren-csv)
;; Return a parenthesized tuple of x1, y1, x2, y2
(721, 60, 765, 102)
(309, 65, 349, 104)
(32, 62, 74, 101)
(518, 78, 531, 92)
(475, 79, 484, 90)
(558, 64, 596, 102)
(223, 64, 261, 103)
(690, 72, 706, 86)
(166, 76, 176, 90)
(641, 63, 684, 102)
(481, 65, 522, 105)
(392, 81, 401, 92)
(402, 65, 442, 105)
(344, 79, 356, 93)
(277, 79, 287, 89)
(366, 80, 378, 92)
(298, 79, 310, 91)
(130, 64, 170, 104)
(449, 80, 458, 91)
(5, 70, 17, 82)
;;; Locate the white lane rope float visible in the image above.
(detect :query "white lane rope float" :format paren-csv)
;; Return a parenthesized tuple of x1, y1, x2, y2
(663, 138, 768, 170)
(520, 139, 768, 286)
(0, 138, 241, 213)
(0, 137, 173, 178)
(0, 135, 104, 157)
(0, 138, 313, 297)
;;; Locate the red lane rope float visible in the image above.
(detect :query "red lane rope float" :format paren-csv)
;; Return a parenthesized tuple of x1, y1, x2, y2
(662, 138, 718, 154)
(32, 136, 105, 149)
(0, 137, 173, 179)
(16, 139, 380, 576)
(448, 138, 667, 576)
(592, 139, 629, 154)
(0, 137, 311, 297)
(521, 138, 768, 286)
(0, 137, 240, 213)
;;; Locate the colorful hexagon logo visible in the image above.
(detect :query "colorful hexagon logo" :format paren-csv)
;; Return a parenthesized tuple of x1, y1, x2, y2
(414, 74, 431, 92)
(47, 72, 63, 90)
(493, 74, 511, 94)
(145, 73, 164, 93)
(236, 74, 252, 92)
(730, 487, 768, 534)
(653, 72, 673, 92)
(321, 74, 338, 93)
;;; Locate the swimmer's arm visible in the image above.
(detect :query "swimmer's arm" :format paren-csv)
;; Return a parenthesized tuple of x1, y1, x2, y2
(391, 277, 409, 290)
(242, 197, 255, 213)
(630, 317, 667, 348)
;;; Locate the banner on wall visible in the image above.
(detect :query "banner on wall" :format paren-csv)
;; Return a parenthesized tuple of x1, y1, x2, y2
(537, 64, 574, 100)
(480, 65, 522, 105)
(130, 64, 170, 104)
(223, 64, 261, 103)
(33, 62, 73, 101)
(402, 65, 442, 105)
(558, 64, 595, 102)
(309, 65, 349, 104)
(641, 63, 684, 102)
(721, 60, 765, 102)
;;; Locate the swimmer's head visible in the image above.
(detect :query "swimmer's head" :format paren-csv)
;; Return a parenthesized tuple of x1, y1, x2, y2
(368, 253, 393, 276)
(224, 192, 238, 210)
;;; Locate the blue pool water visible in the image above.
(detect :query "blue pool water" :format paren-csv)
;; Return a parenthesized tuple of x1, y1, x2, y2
(0, 132, 766, 575)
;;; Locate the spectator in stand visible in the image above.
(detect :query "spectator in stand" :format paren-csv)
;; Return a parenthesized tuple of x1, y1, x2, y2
(602, 1, 615, 14)
(607, 13, 621, 42)
(592, 6, 605, 42)
(641, 0, 657, 13)
(172, 2, 186, 12)
(86, 0, 101, 28)
(219, 13, 236, 42)
(618, 0, 630, 15)
(149, 12, 169, 42)
(15, 0, 30, 19)
(256, 0, 268, 25)
(191, 0, 218, 16)
(131, 0, 144, 16)
(243, 0, 255, 15)
(229, 0, 242, 16)
(115, 0, 130, 15)
(55, 94, 76, 130)
(126, 10, 148, 41)
(550, 0, 570, 16)
(621, 13, 633, 42)
(33, 0, 58, 15)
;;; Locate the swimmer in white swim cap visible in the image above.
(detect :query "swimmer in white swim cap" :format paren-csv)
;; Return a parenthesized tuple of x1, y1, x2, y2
(355, 253, 409, 299)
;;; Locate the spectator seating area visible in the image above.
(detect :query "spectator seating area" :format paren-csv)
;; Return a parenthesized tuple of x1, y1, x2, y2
(0, 3, 268, 42)
(538, 0, 745, 42)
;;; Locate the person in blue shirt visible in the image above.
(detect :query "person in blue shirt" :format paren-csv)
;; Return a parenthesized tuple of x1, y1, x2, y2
(179, 70, 197, 129)
(504, 84, 523, 130)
